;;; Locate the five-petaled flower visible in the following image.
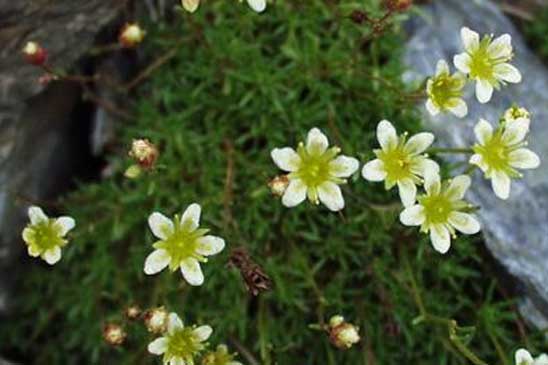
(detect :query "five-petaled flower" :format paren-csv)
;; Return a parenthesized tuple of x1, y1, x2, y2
(271, 127, 359, 211)
(201, 344, 243, 365)
(22, 206, 75, 265)
(470, 118, 540, 200)
(148, 312, 212, 365)
(399, 171, 480, 254)
(454, 27, 521, 104)
(362, 120, 439, 207)
(426, 59, 467, 118)
(181, 0, 266, 13)
(515, 349, 548, 365)
(144, 203, 225, 286)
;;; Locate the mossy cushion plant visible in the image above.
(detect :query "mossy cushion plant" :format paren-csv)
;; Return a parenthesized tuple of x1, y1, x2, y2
(2, 1, 547, 364)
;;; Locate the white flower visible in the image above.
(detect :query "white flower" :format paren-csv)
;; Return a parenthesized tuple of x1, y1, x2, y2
(202, 344, 243, 365)
(21, 206, 75, 265)
(503, 105, 530, 125)
(426, 60, 468, 117)
(399, 171, 480, 254)
(454, 27, 521, 103)
(144, 203, 225, 286)
(535, 354, 548, 365)
(271, 127, 359, 212)
(470, 118, 540, 200)
(241, 0, 266, 12)
(148, 313, 212, 365)
(516, 349, 534, 365)
(362, 120, 439, 207)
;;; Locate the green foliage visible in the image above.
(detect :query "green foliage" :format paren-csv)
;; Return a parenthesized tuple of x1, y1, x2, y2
(523, 7, 548, 61)
(2, 1, 545, 364)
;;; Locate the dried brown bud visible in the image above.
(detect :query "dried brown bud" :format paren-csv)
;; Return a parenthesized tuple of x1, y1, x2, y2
(228, 247, 272, 296)
(125, 305, 142, 320)
(22, 42, 48, 66)
(119, 23, 146, 48)
(328, 315, 360, 350)
(102, 323, 127, 346)
(143, 306, 168, 334)
(268, 175, 289, 197)
(384, 0, 412, 12)
(129, 139, 158, 170)
(350, 10, 368, 24)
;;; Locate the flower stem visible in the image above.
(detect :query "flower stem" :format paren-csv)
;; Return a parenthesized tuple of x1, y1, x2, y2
(427, 147, 474, 155)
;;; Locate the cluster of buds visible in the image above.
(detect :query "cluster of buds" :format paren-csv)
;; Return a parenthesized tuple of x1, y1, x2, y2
(143, 306, 169, 334)
(384, 0, 413, 12)
(126, 139, 159, 178)
(268, 175, 289, 197)
(119, 23, 146, 48)
(102, 323, 127, 346)
(124, 305, 142, 320)
(328, 315, 360, 350)
(22, 41, 48, 66)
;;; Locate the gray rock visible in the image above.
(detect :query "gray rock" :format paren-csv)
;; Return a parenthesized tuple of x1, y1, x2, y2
(403, 0, 548, 326)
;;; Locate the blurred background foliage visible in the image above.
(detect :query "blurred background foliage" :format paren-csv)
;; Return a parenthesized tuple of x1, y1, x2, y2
(2, 1, 547, 364)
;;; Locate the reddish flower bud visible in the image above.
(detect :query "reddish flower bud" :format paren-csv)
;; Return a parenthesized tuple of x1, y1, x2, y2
(119, 23, 146, 48)
(22, 42, 48, 66)
(268, 175, 289, 197)
(102, 323, 127, 346)
(328, 315, 360, 350)
(143, 306, 168, 334)
(128, 139, 158, 170)
(124, 305, 142, 320)
(384, 0, 413, 12)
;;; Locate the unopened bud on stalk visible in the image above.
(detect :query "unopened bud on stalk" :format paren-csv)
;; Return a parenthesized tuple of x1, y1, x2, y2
(22, 41, 48, 66)
(125, 305, 142, 320)
(268, 175, 289, 197)
(143, 306, 168, 334)
(102, 323, 127, 346)
(328, 315, 360, 350)
(119, 23, 146, 48)
(129, 139, 158, 170)
(124, 164, 142, 179)
(384, 0, 413, 12)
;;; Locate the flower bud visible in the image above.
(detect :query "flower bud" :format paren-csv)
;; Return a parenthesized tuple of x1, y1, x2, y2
(268, 175, 289, 197)
(119, 23, 146, 48)
(129, 139, 158, 170)
(124, 305, 142, 320)
(350, 10, 368, 24)
(503, 105, 530, 124)
(384, 0, 412, 12)
(102, 323, 127, 346)
(22, 41, 48, 66)
(182, 0, 200, 13)
(143, 306, 168, 334)
(328, 315, 360, 350)
(202, 344, 240, 365)
(124, 164, 142, 179)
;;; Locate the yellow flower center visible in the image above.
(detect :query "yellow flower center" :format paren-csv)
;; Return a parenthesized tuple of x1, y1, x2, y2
(377, 145, 412, 182)
(164, 328, 204, 364)
(25, 220, 66, 251)
(468, 36, 512, 83)
(419, 194, 452, 226)
(473, 131, 518, 176)
(292, 144, 339, 188)
(429, 73, 464, 109)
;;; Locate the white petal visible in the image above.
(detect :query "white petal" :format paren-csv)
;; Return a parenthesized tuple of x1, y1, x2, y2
(306, 128, 329, 156)
(535, 354, 548, 365)
(445, 175, 471, 200)
(404, 132, 434, 155)
(430, 224, 451, 254)
(148, 212, 174, 240)
(168, 313, 184, 334)
(317, 181, 345, 212)
(170, 357, 185, 365)
(476, 79, 493, 104)
(247, 0, 266, 12)
(509, 149, 540, 169)
(491, 170, 511, 200)
(361, 159, 386, 181)
(424, 169, 441, 195)
(329, 155, 359, 178)
(192, 325, 213, 341)
(271, 147, 301, 172)
(182, 0, 200, 12)
(474, 119, 494, 145)
(487, 34, 512, 59)
(448, 212, 480, 234)
(399, 205, 425, 226)
(43, 246, 62, 265)
(515, 349, 534, 365)
(412, 158, 439, 177)
(196, 236, 225, 256)
(181, 203, 201, 231)
(448, 98, 468, 118)
(453, 53, 471, 74)
(425, 99, 440, 116)
(148, 337, 168, 355)
(494, 63, 521, 83)
(29, 206, 48, 225)
(27, 244, 41, 257)
(469, 154, 488, 171)
(228, 362, 244, 365)
(435, 59, 449, 75)
(461, 27, 479, 51)
(376, 120, 398, 150)
(144, 249, 171, 275)
(180, 258, 204, 286)
(397, 179, 417, 207)
(502, 118, 529, 145)
(281, 179, 307, 207)
(54, 217, 75, 236)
